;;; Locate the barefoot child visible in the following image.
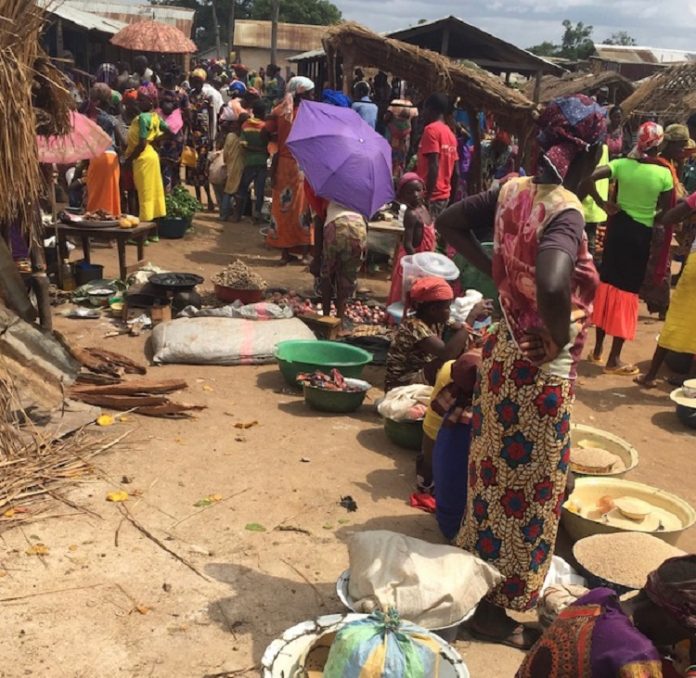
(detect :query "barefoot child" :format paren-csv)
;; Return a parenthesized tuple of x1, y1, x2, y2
(387, 173, 436, 305)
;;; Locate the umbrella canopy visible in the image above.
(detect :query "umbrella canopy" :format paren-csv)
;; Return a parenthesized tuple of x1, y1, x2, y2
(286, 101, 395, 218)
(110, 20, 197, 54)
(37, 111, 112, 164)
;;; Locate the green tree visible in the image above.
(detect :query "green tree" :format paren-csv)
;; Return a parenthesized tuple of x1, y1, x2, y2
(250, 0, 342, 25)
(603, 31, 637, 46)
(559, 19, 595, 59)
(527, 41, 559, 57)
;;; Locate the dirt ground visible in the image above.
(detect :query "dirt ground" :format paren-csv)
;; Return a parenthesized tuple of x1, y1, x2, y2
(2, 213, 695, 678)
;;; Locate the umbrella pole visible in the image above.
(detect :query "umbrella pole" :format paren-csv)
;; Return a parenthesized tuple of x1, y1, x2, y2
(51, 170, 63, 290)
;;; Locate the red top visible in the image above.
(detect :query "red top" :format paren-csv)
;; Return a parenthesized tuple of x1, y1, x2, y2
(416, 121, 458, 202)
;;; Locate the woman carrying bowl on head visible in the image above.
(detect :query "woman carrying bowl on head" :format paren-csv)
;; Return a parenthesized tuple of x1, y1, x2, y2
(437, 94, 605, 649)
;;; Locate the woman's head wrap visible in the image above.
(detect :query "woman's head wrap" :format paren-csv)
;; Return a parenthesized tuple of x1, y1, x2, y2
(397, 172, 423, 194)
(287, 76, 315, 95)
(628, 121, 665, 159)
(664, 123, 690, 142)
(137, 82, 158, 107)
(191, 68, 207, 82)
(644, 555, 696, 632)
(409, 276, 454, 304)
(122, 88, 138, 104)
(229, 79, 247, 95)
(95, 63, 118, 87)
(321, 88, 351, 107)
(537, 94, 607, 181)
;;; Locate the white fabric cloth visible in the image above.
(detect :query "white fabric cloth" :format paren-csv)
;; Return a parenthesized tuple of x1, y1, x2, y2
(347, 530, 502, 629)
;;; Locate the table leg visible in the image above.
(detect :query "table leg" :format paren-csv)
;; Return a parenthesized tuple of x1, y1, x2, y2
(117, 238, 127, 280)
(81, 235, 91, 263)
(137, 235, 145, 263)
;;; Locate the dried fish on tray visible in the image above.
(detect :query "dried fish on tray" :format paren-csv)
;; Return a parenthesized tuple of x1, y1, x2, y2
(297, 369, 365, 393)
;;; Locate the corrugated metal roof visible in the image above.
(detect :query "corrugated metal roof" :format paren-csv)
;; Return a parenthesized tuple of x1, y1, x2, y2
(37, 0, 127, 34)
(63, 1, 194, 37)
(234, 20, 326, 51)
(288, 47, 326, 62)
(594, 45, 696, 65)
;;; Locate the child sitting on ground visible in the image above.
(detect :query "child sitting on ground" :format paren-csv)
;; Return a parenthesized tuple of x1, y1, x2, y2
(387, 173, 436, 306)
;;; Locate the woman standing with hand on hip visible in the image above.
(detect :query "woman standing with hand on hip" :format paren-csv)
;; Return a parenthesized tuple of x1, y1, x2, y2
(437, 95, 604, 649)
(584, 122, 674, 375)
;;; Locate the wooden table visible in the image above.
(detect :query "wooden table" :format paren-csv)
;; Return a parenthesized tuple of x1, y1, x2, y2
(55, 221, 157, 281)
(368, 219, 404, 265)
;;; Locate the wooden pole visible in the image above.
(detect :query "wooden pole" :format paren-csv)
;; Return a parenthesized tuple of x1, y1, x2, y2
(227, 0, 235, 63)
(467, 107, 482, 194)
(210, 0, 222, 59)
(533, 70, 543, 104)
(270, 0, 280, 67)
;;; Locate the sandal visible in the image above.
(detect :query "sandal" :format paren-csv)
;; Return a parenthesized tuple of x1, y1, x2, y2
(604, 364, 640, 376)
(634, 375, 658, 388)
(587, 353, 604, 365)
(468, 623, 540, 650)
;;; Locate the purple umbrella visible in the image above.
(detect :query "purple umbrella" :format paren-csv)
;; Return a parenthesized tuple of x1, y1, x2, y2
(286, 100, 395, 218)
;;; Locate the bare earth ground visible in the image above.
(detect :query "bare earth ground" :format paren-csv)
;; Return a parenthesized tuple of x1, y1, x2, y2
(1, 213, 695, 678)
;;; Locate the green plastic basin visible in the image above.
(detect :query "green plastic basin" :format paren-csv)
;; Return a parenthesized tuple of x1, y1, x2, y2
(303, 379, 370, 413)
(275, 340, 373, 387)
(384, 417, 424, 451)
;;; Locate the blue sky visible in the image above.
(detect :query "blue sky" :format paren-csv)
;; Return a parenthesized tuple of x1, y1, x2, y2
(332, 0, 696, 51)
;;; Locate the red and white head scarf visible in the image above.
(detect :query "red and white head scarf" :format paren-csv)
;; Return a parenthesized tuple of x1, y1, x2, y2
(628, 121, 664, 159)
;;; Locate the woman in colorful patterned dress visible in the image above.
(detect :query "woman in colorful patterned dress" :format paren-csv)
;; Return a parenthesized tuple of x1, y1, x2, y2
(158, 71, 188, 192)
(517, 555, 696, 677)
(264, 76, 314, 264)
(437, 95, 606, 649)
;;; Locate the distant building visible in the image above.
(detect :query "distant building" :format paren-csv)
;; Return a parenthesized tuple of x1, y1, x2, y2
(38, 1, 194, 72)
(591, 45, 696, 81)
(233, 20, 326, 74)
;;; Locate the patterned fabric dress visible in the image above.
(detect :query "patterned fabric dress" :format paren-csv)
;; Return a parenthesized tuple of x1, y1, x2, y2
(158, 88, 188, 191)
(186, 88, 213, 184)
(516, 588, 663, 677)
(455, 177, 598, 612)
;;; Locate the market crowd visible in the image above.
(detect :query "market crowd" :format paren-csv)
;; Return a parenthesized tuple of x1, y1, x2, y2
(56, 54, 696, 674)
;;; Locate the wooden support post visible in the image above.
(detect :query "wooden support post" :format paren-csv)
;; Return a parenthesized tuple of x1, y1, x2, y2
(30, 246, 52, 332)
(533, 70, 543, 104)
(270, 0, 279, 67)
(441, 26, 450, 56)
(467, 107, 482, 194)
(227, 0, 235, 62)
(0, 237, 35, 323)
(342, 51, 354, 97)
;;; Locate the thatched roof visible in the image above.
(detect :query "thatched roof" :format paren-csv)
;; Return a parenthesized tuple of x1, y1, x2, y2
(323, 22, 536, 130)
(523, 70, 634, 104)
(0, 0, 72, 234)
(621, 63, 696, 123)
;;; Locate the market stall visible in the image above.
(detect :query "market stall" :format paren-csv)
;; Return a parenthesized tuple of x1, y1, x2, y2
(319, 22, 538, 192)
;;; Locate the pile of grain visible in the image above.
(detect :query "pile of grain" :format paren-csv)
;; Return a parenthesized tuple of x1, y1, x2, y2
(211, 260, 267, 290)
(573, 532, 685, 590)
(570, 446, 621, 474)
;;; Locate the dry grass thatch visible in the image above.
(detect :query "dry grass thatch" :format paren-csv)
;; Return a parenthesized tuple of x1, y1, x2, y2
(323, 22, 536, 130)
(523, 70, 635, 104)
(0, 373, 120, 531)
(621, 63, 696, 123)
(0, 0, 72, 233)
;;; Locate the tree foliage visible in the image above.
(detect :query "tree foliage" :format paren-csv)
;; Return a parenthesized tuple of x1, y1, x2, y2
(251, 0, 342, 24)
(603, 31, 637, 46)
(527, 19, 595, 60)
